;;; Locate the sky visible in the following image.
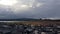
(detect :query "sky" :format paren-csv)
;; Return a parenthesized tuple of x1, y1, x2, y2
(0, 0, 60, 19)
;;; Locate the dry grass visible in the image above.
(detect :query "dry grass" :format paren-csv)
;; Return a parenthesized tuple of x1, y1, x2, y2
(6, 20, 60, 26)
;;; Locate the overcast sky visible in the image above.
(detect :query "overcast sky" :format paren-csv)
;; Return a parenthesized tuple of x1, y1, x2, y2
(0, 0, 60, 19)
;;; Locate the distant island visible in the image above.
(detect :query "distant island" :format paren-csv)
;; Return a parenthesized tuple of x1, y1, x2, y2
(0, 18, 60, 21)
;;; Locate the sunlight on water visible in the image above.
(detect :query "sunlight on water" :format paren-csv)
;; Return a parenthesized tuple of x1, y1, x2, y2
(0, 21, 20, 23)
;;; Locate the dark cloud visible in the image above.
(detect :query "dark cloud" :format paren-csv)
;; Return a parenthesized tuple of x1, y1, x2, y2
(0, 0, 60, 19)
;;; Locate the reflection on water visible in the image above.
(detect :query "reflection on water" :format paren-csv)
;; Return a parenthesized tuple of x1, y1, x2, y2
(0, 21, 19, 22)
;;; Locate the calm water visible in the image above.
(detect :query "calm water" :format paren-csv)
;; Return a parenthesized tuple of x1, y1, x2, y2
(0, 21, 25, 23)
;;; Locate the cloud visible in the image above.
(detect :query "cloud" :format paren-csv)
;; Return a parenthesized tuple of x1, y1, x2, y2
(10, 0, 43, 14)
(0, 0, 17, 6)
(0, 0, 60, 19)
